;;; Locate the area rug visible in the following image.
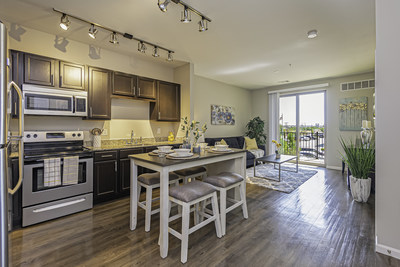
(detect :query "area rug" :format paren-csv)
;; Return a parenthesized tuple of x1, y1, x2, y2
(246, 163, 318, 193)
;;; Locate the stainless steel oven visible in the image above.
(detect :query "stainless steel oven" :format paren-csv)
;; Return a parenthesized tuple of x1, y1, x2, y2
(22, 131, 93, 227)
(23, 84, 87, 117)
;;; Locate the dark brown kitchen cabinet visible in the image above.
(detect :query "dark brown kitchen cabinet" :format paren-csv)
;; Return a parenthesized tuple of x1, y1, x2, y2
(119, 148, 143, 196)
(24, 53, 56, 87)
(137, 77, 156, 99)
(94, 151, 118, 203)
(59, 61, 85, 90)
(150, 81, 181, 121)
(88, 67, 111, 120)
(112, 72, 137, 96)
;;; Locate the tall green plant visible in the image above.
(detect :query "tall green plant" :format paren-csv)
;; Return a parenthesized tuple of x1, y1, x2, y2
(245, 117, 267, 145)
(339, 137, 375, 179)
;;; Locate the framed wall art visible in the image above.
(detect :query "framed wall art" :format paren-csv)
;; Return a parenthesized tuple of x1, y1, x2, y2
(211, 105, 235, 125)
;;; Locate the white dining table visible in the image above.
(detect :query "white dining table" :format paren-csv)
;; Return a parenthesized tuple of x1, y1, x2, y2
(129, 149, 247, 258)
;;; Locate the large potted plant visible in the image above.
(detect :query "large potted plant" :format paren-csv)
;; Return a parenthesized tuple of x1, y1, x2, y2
(339, 137, 375, 203)
(245, 117, 267, 145)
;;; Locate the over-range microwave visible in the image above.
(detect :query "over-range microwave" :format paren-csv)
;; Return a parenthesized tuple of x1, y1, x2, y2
(23, 84, 87, 117)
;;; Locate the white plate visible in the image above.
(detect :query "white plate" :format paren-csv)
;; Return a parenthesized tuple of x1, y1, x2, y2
(211, 148, 232, 152)
(168, 152, 194, 158)
(152, 149, 174, 154)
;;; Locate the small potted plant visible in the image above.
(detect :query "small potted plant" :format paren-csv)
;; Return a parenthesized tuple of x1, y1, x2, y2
(193, 123, 207, 153)
(339, 137, 375, 203)
(272, 140, 282, 159)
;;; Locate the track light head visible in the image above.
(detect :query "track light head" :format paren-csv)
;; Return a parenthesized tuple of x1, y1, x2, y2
(152, 46, 160, 57)
(181, 6, 191, 23)
(167, 51, 173, 62)
(109, 32, 119, 44)
(158, 0, 171, 12)
(198, 18, 208, 32)
(138, 42, 147, 53)
(59, 14, 70, 30)
(307, 29, 318, 39)
(88, 24, 98, 39)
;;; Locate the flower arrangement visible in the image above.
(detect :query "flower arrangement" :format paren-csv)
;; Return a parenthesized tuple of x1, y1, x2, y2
(181, 117, 207, 145)
(193, 123, 207, 145)
(272, 140, 282, 155)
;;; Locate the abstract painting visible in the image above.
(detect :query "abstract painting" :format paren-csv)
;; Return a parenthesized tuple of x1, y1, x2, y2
(211, 105, 235, 125)
(339, 97, 368, 131)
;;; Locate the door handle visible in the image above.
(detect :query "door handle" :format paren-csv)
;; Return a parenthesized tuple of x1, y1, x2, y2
(115, 161, 117, 172)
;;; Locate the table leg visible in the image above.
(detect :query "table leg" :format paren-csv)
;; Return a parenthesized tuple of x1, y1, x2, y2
(253, 158, 256, 177)
(130, 160, 138, 230)
(279, 164, 281, 182)
(296, 156, 299, 173)
(159, 168, 169, 258)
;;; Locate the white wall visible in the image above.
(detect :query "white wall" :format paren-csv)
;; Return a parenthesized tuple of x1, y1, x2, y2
(5, 21, 180, 140)
(375, 0, 400, 259)
(193, 75, 252, 138)
(251, 72, 375, 168)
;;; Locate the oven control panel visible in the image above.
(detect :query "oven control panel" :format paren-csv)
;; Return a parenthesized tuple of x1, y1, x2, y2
(23, 131, 84, 142)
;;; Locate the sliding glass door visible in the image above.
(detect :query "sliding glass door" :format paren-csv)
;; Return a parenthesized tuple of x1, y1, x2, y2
(279, 91, 326, 166)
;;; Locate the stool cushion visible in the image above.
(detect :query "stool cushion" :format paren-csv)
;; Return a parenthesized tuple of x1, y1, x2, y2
(203, 172, 244, 188)
(169, 181, 216, 203)
(138, 172, 179, 186)
(174, 166, 207, 177)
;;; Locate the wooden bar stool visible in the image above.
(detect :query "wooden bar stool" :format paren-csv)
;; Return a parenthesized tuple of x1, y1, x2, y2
(168, 181, 222, 263)
(203, 172, 248, 236)
(137, 172, 180, 232)
(174, 166, 207, 184)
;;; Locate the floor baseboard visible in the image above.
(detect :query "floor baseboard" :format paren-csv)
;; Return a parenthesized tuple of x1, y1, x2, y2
(326, 165, 342, 171)
(376, 240, 400, 260)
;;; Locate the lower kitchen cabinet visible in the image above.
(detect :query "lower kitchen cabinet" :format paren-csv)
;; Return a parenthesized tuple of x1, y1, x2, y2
(94, 151, 118, 203)
(119, 148, 143, 196)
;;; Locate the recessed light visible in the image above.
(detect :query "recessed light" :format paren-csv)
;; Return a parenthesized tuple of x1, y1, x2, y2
(307, 29, 318, 39)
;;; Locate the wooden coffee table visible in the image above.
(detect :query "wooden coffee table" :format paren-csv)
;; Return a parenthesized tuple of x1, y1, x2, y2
(254, 154, 298, 182)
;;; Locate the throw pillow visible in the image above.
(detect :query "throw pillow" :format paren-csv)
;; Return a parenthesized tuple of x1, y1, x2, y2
(245, 137, 258, 150)
(220, 139, 228, 145)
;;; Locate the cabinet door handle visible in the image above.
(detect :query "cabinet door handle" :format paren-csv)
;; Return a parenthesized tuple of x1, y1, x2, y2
(138, 87, 140, 96)
(90, 107, 93, 117)
(133, 86, 136, 96)
(101, 155, 114, 158)
(115, 161, 117, 172)
(50, 74, 54, 85)
(158, 112, 161, 120)
(14, 102, 17, 116)
(60, 75, 63, 86)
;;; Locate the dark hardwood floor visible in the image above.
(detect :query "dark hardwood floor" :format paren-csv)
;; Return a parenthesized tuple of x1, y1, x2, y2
(9, 168, 400, 266)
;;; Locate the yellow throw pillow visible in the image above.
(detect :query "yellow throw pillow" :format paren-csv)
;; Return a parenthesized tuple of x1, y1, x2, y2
(245, 137, 258, 150)
(220, 139, 228, 145)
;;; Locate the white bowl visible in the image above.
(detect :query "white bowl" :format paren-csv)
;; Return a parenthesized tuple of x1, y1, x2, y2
(158, 146, 173, 153)
(215, 144, 229, 151)
(174, 148, 191, 156)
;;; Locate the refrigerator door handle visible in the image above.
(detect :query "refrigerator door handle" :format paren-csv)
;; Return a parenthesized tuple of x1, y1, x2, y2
(7, 81, 24, 195)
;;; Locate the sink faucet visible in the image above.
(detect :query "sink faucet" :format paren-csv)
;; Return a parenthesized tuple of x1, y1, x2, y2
(127, 130, 136, 144)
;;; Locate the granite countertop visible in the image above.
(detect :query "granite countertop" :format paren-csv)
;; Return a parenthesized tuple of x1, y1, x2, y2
(85, 141, 183, 152)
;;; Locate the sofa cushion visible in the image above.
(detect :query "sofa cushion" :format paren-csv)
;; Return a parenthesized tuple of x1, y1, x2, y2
(237, 136, 245, 150)
(222, 137, 240, 149)
(246, 151, 255, 160)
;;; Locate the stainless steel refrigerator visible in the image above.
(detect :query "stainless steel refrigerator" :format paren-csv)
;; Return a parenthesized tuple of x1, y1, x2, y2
(0, 21, 24, 267)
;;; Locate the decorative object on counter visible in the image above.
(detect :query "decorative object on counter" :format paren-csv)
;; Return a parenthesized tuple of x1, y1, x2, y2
(339, 137, 375, 203)
(192, 122, 207, 153)
(168, 131, 175, 142)
(360, 120, 373, 148)
(211, 105, 235, 125)
(245, 116, 267, 145)
(90, 128, 104, 148)
(53, 8, 175, 62)
(339, 97, 368, 131)
(181, 117, 207, 149)
(272, 140, 282, 159)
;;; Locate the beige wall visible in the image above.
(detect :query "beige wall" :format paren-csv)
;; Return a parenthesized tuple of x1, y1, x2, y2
(251, 72, 375, 168)
(5, 22, 182, 141)
(375, 0, 400, 259)
(193, 75, 252, 138)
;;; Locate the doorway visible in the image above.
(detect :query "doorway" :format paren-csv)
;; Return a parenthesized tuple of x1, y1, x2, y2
(279, 91, 326, 166)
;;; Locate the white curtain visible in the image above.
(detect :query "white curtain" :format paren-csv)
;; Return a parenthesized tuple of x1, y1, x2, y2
(268, 92, 280, 154)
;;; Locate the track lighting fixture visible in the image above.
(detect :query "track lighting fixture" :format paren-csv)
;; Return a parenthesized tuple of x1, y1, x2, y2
(152, 46, 160, 57)
(88, 24, 98, 39)
(307, 29, 318, 39)
(138, 42, 147, 53)
(198, 17, 208, 32)
(167, 51, 173, 62)
(181, 6, 191, 23)
(158, 0, 171, 12)
(109, 32, 119, 44)
(53, 8, 174, 61)
(59, 14, 70, 30)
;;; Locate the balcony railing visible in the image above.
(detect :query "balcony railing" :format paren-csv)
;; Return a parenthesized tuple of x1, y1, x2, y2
(280, 130, 325, 159)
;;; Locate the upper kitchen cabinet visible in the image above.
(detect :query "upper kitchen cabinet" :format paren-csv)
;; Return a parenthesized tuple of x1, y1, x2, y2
(24, 53, 56, 87)
(151, 81, 181, 121)
(137, 76, 156, 99)
(59, 61, 85, 90)
(112, 72, 137, 96)
(88, 67, 111, 120)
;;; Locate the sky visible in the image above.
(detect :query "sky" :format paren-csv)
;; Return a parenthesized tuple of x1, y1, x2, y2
(279, 92, 325, 126)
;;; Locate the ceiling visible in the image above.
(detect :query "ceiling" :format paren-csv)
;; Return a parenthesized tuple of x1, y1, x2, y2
(0, 0, 376, 89)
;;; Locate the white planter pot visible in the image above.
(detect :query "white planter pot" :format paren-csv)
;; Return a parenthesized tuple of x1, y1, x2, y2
(349, 176, 371, 203)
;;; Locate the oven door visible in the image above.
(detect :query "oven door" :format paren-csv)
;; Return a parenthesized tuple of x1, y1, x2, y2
(22, 158, 93, 207)
(24, 90, 74, 116)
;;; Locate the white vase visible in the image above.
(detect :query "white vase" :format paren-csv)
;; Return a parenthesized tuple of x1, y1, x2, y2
(93, 135, 101, 148)
(349, 176, 371, 203)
